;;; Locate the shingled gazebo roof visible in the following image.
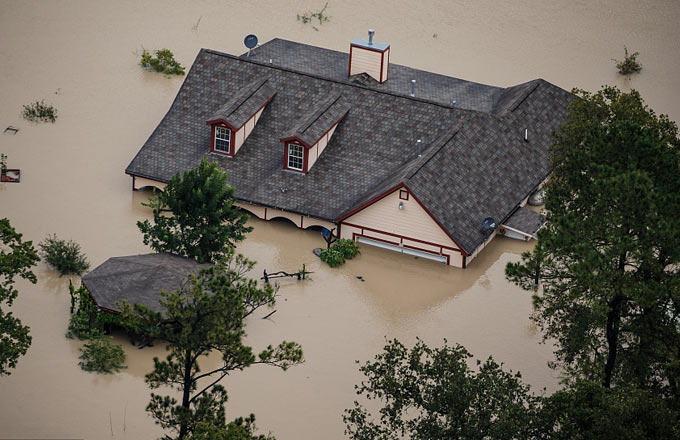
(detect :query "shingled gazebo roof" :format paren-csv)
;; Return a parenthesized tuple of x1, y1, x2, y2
(82, 253, 209, 314)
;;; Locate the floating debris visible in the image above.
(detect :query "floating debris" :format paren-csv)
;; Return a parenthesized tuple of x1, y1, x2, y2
(4, 126, 19, 134)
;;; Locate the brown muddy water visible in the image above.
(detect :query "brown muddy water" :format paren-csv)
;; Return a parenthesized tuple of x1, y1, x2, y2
(1, 1, 679, 439)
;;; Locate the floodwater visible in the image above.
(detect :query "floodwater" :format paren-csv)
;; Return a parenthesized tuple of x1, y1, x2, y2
(1, 1, 678, 439)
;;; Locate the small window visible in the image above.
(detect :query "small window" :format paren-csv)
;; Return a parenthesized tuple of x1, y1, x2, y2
(288, 144, 304, 171)
(215, 126, 231, 153)
(399, 189, 409, 200)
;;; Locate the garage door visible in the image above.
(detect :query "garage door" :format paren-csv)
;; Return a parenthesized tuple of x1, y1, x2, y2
(356, 237, 448, 264)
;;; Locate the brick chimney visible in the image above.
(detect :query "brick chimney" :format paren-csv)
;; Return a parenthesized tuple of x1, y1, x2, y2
(348, 29, 390, 83)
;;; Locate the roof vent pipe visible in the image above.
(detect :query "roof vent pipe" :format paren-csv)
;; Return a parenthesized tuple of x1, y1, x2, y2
(368, 29, 375, 45)
(524, 128, 529, 142)
(452, 100, 457, 107)
(417, 139, 422, 157)
(410, 79, 416, 97)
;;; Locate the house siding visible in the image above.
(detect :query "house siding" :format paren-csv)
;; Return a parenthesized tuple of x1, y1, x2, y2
(340, 188, 464, 267)
(349, 46, 383, 82)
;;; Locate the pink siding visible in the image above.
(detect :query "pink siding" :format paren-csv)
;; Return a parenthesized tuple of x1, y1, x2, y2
(306, 122, 339, 171)
(133, 176, 166, 191)
(233, 106, 266, 154)
(349, 47, 383, 82)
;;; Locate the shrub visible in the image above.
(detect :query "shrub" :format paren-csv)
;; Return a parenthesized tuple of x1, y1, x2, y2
(140, 49, 185, 75)
(67, 284, 102, 339)
(297, 2, 330, 26)
(39, 234, 90, 276)
(613, 47, 642, 75)
(1, 153, 7, 173)
(78, 335, 127, 373)
(22, 100, 58, 123)
(319, 247, 345, 267)
(334, 239, 360, 259)
(319, 239, 360, 267)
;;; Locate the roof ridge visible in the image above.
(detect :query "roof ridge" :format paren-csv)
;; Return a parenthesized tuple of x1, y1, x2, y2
(222, 76, 271, 118)
(298, 93, 342, 134)
(405, 123, 463, 181)
(203, 48, 484, 115)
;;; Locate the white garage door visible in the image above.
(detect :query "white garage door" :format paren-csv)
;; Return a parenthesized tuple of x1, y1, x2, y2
(356, 237, 448, 264)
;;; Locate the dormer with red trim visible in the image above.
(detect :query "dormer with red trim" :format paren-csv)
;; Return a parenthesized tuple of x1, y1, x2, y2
(349, 30, 390, 83)
(280, 94, 350, 174)
(207, 77, 276, 156)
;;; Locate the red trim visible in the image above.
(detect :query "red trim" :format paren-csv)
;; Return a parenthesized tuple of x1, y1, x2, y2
(206, 118, 237, 130)
(350, 43, 388, 54)
(385, 48, 390, 81)
(283, 142, 308, 173)
(403, 185, 470, 256)
(379, 51, 384, 83)
(343, 221, 461, 253)
(352, 233, 450, 265)
(280, 136, 311, 148)
(210, 124, 235, 156)
(399, 189, 409, 200)
(348, 45, 353, 77)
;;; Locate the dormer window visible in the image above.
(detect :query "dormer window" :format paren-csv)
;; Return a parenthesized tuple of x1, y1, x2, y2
(214, 126, 232, 154)
(207, 77, 276, 157)
(280, 94, 350, 174)
(287, 144, 304, 171)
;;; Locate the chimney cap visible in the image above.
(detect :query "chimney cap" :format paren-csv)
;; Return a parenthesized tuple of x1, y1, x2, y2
(351, 33, 390, 52)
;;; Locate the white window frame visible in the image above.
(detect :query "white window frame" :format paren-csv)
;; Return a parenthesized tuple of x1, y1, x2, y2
(214, 126, 231, 153)
(287, 144, 304, 171)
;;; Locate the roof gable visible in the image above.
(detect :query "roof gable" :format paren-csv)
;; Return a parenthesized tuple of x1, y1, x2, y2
(207, 77, 276, 129)
(280, 94, 350, 147)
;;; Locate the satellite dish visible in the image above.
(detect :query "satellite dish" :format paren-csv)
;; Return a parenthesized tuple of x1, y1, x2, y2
(244, 34, 258, 57)
(481, 217, 497, 234)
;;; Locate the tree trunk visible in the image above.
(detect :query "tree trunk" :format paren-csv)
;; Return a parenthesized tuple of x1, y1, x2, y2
(603, 296, 622, 388)
(179, 349, 193, 440)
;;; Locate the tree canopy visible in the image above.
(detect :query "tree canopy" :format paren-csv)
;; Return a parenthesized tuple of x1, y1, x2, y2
(122, 250, 303, 440)
(506, 87, 680, 397)
(344, 339, 545, 440)
(0, 218, 40, 376)
(137, 159, 251, 263)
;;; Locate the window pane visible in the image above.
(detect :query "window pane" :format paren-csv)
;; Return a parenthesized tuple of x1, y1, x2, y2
(288, 144, 304, 170)
(215, 127, 230, 152)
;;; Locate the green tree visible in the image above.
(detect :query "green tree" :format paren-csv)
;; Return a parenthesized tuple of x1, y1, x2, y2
(343, 339, 544, 440)
(506, 87, 680, 397)
(0, 218, 40, 376)
(137, 159, 251, 264)
(122, 250, 303, 440)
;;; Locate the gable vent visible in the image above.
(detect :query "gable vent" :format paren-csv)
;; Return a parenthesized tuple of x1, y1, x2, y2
(349, 30, 390, 83)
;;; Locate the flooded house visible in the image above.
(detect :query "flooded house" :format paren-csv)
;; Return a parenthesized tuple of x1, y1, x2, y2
(126, 32, 572, 268)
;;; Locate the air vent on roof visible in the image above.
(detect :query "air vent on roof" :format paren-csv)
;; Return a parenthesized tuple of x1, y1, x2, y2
(349, 30, 390, 83)
(524, 128, 529, 142)
(451, 100, 457, 107)
(417, 139, 422, 157)
(410, 79, 416, 97)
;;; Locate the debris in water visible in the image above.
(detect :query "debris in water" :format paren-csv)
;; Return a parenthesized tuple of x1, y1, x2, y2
(356, 276, 365, 282)
(4, 126, 19, 134)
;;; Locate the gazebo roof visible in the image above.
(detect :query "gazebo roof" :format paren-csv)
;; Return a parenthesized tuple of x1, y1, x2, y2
(82, 253, 209, 313)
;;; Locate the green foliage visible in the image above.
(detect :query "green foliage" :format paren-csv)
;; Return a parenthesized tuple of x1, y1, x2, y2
(22, 99, 58, 123)
(78, 335, 127, 374)
(506, 87, 680, 397)
(141, 48, 185, 75)
(344, 338, 544, 440)
(613, 47, 642, 75)
(121, 249, 303, 439)
(319, 239, 360, 267)
(0, 153, 7, 173)
(39, 233, 90, 276)
(541, 381, 680, 439)
(137, 159, 251, 264)
(67, 283, 101, 339)
(0, 218, 40, 376)
(297, 2, 330, 26)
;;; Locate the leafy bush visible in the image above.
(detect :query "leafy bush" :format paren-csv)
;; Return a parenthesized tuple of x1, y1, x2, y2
(39, 234, 90, 276)
(67, 284, 101, 339)
(613, 47, 642, 75)
(297, 2, 330, 25)
(78, 335, 127, 373)
(319, 239, 360, 267)
(22, 100, 58, 123)
(1, 153, 7, 173)
(334, 239, 360, 259)
(319, 247, 345, 267)
(140, 49, 185, 75)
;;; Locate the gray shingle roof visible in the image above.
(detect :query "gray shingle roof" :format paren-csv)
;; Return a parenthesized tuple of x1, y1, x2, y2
(82, 253, 208, 314)
(208, 77, 276, 128)
(126, 39, 572, 256)
(281, 94, 350, 146)
(503, 207, 544, 237)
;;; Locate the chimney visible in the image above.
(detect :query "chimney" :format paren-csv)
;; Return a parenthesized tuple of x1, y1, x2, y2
(349, 29, 390, 83)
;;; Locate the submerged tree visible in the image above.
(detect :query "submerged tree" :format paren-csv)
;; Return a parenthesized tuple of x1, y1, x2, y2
(344, 339, 544, 440)
(506, 87, 680, 397)
(0, 218, 40, 376)
(122, 249, 303, 440)
(138, 159, 251, 264)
